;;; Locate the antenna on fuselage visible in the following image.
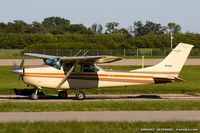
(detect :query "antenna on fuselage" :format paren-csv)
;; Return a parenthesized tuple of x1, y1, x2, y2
(74, 50, 82, 57)
(74, 49, 89, 57)
(82, 50, 89, 56)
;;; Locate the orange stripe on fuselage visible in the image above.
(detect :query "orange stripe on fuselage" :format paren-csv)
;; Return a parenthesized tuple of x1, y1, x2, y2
(24, 72, 153, 79)
(24, 72, 64, 76)
(113, 74, 152, 78)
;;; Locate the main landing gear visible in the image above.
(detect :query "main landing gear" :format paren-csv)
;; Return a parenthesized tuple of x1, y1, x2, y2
(76, 91, 85, 100)
(58, 90, 85, 100)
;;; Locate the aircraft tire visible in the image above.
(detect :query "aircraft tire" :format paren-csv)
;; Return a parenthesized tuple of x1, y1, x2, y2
(31, 92, 38, 100)
(76, 91, 85, 100)
(58, 91, 68, 99)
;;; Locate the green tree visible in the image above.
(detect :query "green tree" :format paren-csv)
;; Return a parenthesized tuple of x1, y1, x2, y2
(144, 21, 165, 35)
(5, 20, 30, 33)
(90, 23, 103, 34)
(97, 24, 103, 34)
(0, 22, 7, 34)
(42, 16, 70, 27)
(105, 22, 119, 34)
(14, 20, 28, 33)
(114, 28, 132, 38)
(131, 21, 145, 36)
(69, 24, 93, 34)
(90, 23, 98, 33)
(30, 21, 45, 33)
(132, 21, 166, 36)
(167, 22, 181, 33)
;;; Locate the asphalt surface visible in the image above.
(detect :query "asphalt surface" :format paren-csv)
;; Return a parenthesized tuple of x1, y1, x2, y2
(1, 111, 200, 122)
(1, 59, 200, 66)
(1, 94, 200, 103)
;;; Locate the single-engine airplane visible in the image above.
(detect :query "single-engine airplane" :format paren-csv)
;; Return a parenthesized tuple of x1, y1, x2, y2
(12, 43, 193, 100)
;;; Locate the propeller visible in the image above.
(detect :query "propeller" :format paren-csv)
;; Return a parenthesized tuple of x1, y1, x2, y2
(12, 57, 25, 80)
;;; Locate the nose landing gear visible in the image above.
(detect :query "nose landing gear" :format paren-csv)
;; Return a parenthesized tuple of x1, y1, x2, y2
(31, 90, 38, 100)
(30, 87, 45, 100)
(58, 91, 68, 99)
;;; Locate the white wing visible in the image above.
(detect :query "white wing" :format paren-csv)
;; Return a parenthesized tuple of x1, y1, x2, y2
(24, 53, 122, 64)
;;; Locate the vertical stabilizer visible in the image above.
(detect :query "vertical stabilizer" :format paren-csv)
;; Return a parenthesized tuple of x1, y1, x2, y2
(131, 43, 194, 77)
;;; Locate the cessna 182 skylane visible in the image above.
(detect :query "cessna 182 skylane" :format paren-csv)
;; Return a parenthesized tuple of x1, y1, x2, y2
(12, 43, 193, 100)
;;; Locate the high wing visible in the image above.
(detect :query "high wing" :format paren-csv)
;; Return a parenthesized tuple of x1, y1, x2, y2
(60, 55, 122, 64)
(24, 53, 57, 59)
(24, 53, 122, 64)
(24, 53, 122, 89)
(24, 53, 57, 62)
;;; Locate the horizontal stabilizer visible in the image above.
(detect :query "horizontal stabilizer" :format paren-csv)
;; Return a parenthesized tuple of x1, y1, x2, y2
(153, 77, 184, 84)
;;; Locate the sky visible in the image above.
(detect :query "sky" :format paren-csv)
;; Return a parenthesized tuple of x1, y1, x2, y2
(0, 0, 200, 33)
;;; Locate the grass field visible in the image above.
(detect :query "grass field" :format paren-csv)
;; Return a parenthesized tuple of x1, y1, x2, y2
(0, 121, 199, 133)
(1, 101, 200, 112)
(0, 65, 200, 95)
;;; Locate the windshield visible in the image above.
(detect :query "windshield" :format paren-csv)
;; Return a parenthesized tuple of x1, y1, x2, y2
(44, 57, 61, 69)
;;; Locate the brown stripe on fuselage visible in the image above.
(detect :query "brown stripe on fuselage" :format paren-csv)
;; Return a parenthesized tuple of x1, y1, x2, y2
(24, 75, 154, 84)
(99, 77, 154, 84)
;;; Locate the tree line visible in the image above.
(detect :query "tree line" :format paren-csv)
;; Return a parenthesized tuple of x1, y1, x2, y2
(0, 16, 181, 35)
(0, 16, 199, 49)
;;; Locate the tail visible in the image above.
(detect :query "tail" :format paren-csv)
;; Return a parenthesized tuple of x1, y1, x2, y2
(130, 43, 194, 77)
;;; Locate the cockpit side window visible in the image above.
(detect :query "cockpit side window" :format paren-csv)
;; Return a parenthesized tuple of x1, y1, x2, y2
(63, 63, 82, 73)
(74, 64, 82, 72)
(44, 57, 61, 70)
(83, 65, 97, 72)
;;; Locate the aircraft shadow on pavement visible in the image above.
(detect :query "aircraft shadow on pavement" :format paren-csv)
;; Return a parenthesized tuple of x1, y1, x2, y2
(85, 95, 162, 100)
(0, 88, 163, 100)
(0, 94, 162, 101)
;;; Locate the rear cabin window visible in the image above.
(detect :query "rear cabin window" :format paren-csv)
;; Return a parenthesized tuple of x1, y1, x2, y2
(83, 65, 96, 72)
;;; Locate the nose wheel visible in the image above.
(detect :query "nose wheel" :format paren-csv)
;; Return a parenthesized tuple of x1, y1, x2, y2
(30, 88, 45, 100)
(58, 91, 68, 99)
(31, 89, 39, 100)
(76, 91, 85, 100)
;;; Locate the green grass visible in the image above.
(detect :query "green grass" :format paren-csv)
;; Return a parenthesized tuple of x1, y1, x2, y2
(0, 49, 23, 59)
(0, 49, 37, 59)
(1, 101, 200, 112)
(1, 65, 200, 95)
(0, 121, 199, 133)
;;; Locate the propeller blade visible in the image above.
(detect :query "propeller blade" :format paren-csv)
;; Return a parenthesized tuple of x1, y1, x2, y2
(19, 58, 24, 69)
(57, 61, 79, 89)
(13, 62, 19, 70)
(12, 57, 25, 81)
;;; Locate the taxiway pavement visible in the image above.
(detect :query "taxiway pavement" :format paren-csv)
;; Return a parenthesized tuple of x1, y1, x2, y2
(1, 111, 200, 122)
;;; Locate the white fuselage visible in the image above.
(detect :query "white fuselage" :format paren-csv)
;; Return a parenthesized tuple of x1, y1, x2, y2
(22, 65, 158, 90)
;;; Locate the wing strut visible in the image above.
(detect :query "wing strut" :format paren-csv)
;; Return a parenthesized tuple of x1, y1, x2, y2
(57, 60, 79, 89)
